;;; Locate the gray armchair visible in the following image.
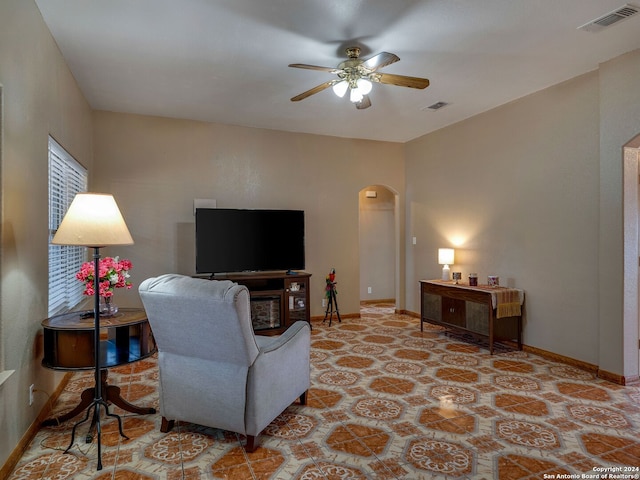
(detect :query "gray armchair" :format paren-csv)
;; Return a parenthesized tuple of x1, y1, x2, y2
(139, 274, 310, 452)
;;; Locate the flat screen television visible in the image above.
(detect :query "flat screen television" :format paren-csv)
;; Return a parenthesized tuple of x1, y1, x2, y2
(195, 208, 305, 274)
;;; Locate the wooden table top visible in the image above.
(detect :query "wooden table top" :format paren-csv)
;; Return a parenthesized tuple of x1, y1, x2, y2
(42, 308, 147, 330)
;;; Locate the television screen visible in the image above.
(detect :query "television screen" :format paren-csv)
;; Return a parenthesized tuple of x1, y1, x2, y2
(195, 208, 305, 274)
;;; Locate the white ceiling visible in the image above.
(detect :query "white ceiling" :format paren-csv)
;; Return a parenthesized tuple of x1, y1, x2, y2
(35, 0, 640, 143)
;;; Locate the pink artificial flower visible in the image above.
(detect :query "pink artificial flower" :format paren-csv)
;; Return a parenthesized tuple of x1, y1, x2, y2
(76, 256, 133, 298)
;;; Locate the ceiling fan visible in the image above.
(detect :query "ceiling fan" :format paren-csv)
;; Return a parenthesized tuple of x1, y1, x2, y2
(289, 47, 430, 109)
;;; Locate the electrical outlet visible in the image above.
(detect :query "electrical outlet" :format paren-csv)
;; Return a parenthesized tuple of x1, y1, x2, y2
(322, 298, 326, 307)
(367, 287, 372, 294)
(29, 384, 35, 406)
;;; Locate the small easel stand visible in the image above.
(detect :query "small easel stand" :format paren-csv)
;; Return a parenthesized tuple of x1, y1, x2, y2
(323, 268, 341, 327)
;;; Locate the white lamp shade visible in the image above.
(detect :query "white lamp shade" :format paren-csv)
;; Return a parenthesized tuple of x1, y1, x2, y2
(350, 87, 364, 103)
(51, 193, 134, 247)
(438, 248, 455, 265)
(332, 81, 349, 98)
(356, 78, 373, 95)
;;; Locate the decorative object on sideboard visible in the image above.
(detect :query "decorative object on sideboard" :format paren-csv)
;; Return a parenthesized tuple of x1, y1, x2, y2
(488, 275, 500, 287)
(51, 192, 134, 471)
(438, 248, 455, 281)
(452, 272, 462, 284)
(469, 273, 478, 286)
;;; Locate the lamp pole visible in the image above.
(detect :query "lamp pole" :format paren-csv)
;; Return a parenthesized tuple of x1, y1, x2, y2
(91, 246, 104, 470)
(63, 246, 129, 470)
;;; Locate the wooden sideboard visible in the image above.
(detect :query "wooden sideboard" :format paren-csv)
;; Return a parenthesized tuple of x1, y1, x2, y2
(420, 280, 523, 354)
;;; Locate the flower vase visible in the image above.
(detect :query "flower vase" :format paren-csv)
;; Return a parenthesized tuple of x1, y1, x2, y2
(100, 296, 118, 317)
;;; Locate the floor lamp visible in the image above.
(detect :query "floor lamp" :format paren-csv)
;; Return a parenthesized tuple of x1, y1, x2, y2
(51, 193, 134, 470)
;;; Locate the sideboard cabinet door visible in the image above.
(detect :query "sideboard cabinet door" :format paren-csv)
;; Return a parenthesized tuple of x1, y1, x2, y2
(422, 292, 442, 322)
(465, 301, 489, 334)
(442, 297, 466, 327)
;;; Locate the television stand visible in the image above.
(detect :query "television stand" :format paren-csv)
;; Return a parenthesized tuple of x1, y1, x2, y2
(210, 271, 311, 335)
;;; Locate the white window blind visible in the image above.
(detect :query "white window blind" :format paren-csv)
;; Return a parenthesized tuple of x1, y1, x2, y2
(48, 137, 88, 316)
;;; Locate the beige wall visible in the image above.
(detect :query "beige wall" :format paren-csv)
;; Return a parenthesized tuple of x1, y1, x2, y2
(405, 71, 601, 365)
(90, 111, 406, 318)
(405, 50, 640, 378)
(0, 0, 94, 469)
(598, 49, 640, 379)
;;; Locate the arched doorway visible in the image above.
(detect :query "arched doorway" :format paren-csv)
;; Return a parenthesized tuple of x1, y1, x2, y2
(358, 185, 398, 308)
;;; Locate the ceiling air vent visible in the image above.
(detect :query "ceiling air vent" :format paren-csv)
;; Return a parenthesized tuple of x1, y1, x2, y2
(423, 101, 449, 111)
(578, 4, 639, 32)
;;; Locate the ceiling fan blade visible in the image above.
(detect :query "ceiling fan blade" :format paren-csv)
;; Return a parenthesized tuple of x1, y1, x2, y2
(375, 73, 430, 89)
(288, 63, 341, 74)
(290, 81, 337, 102)
(362, 52, 400, 71)
(355, 95, 372, 110)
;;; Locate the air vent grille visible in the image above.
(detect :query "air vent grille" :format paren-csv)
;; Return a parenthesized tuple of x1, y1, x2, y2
(578, 4, 639, 32)
(424, 101, 449, 111)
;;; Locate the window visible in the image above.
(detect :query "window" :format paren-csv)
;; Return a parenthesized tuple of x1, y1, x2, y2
(48, 137, 88, 316)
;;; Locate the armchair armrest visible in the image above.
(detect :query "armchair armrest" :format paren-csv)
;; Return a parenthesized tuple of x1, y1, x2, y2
(254, 321, 310, 354)
(246, 321, 311, 436)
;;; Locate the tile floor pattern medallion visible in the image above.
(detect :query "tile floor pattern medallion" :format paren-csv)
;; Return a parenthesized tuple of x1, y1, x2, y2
(8, 303, 640, 479)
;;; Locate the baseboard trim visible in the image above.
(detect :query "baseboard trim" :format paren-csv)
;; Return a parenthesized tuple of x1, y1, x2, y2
(0, 372, 73, 478)
(596, 370, 640, 386)
(522, 344, 599, 374)
(360, 299, 395, 305)
(404, 309, 629, 385)
(311, 312, 360, 323)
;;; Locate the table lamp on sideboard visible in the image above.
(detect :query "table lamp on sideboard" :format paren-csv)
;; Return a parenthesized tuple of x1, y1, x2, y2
(438, 248, 454, 281)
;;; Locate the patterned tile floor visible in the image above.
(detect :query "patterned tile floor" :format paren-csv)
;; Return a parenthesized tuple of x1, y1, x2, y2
(8, 303, 640, 479)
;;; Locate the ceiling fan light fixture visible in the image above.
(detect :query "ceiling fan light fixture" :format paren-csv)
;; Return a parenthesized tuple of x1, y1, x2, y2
(356, 78, 372, 95)
(289, 46, 429, 108)
(350, 88, 364, 103)
(332, 81, 349, 98)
